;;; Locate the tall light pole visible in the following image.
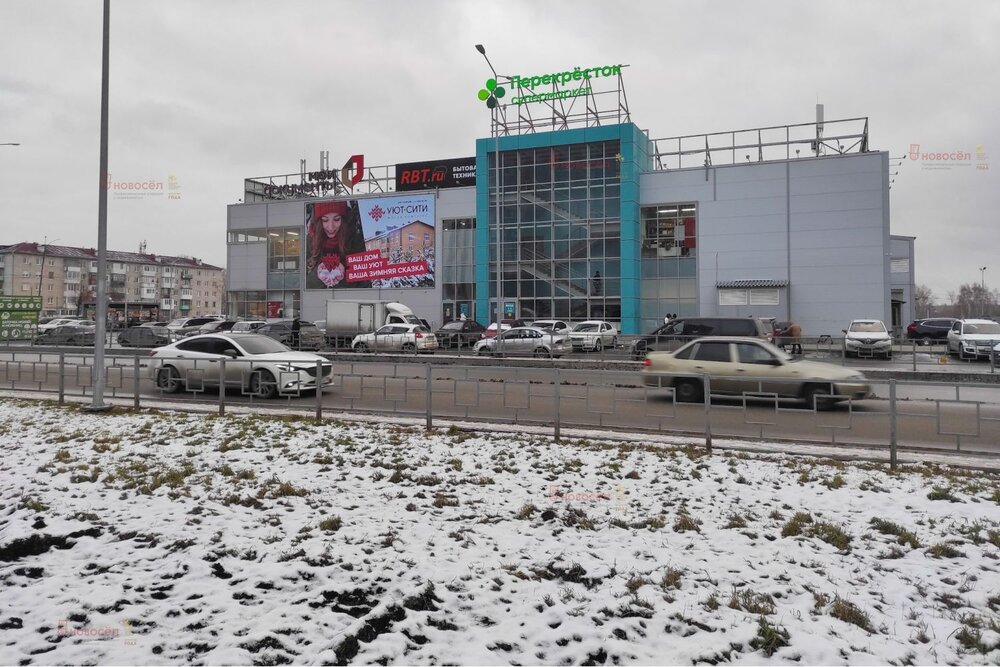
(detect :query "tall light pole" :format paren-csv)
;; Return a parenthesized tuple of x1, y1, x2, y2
(89, 0, 111, 412)
(981, 266, 988, 316)
(475, 44, 505, 336)
(36, 236, 60, 304)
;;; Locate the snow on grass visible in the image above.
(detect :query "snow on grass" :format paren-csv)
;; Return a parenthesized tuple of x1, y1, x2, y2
(1, 398, 999, 665)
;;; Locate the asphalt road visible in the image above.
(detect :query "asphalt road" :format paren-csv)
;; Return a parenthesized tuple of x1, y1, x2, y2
(3, 354, 998, 457)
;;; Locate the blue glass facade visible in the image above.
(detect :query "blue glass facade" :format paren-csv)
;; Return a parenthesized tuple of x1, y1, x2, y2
(475, 123, 651, 333)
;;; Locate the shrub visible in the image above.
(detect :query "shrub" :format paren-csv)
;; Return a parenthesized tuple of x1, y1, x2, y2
(781, 512, 813, 537)
(729, 587, 776, 615)
(319, 516, 342, 533)
(750, 616, 790, 657)
(830, 596, 873, 632)
(673, 512, 702, 533)
(869, 517, 921, 549)
(925, 542, 964, 559)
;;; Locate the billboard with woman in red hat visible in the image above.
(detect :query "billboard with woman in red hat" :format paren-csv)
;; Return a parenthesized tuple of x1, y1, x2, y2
(305, 200, 369, 289)
(305, 194, 435, 290)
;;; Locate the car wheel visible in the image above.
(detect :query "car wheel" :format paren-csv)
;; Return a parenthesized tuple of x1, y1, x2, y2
(401, 342, 416, 353)
(919, 335, 932, 346)
(157, 366, 182, 394)
(534, 347, 552, 358)
(476, 348, 490, 356)
(354, 342, 369, 353)
(250, 369, 277, 399)
(802, 384, 835, 411)
(673, 378, 703, 403)
(594, 339, 603, 352)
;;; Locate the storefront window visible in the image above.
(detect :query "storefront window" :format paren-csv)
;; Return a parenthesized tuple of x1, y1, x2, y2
(268, 229, 301, 272)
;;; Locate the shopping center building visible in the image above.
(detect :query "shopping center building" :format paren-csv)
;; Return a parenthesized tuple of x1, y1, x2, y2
(227, 67, 913, 337)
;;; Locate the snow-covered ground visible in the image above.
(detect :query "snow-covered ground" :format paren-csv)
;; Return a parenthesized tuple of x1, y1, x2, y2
(1, 398, 999, 666)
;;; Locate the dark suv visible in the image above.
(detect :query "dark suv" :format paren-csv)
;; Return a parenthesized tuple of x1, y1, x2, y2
(435, 319, 486, 348)
(905, 318, 958, 345)
(630, 317, 774, 360)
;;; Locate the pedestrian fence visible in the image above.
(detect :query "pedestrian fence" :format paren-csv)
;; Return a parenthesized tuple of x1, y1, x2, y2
(1, 349, 999, 468)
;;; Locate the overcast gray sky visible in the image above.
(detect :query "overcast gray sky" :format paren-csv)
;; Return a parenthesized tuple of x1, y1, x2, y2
(1, 0, 997, 301)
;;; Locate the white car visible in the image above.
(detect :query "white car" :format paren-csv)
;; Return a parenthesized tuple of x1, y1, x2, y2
(642, 337, 869, 410)
(37, 317, 88, 332)
(352, 324, 438, 353)
(529, 319, 571, 334)
(947, 319, 1000, 359)
(842, 319, 892, 358)
(231, 320, 267, 333)
(569, 320, 619, 352)
(473, 327, 571, 358)
(149, 333, 332, 398)
(165, 316, 223, 332)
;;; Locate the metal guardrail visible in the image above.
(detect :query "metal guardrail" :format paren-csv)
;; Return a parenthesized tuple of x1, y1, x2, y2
(7, 334, 998, 374)
(316, 334, 1000, 373)
(1, 351, 998, 468)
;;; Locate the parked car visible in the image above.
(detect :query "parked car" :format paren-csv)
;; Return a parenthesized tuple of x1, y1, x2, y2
(182, 320, 237, 338)
(641, 337, 869, 410)
(255, 320, 325, 350)
(37, 317, 88, 332)
(905, 318, 958, 345)
(117, 325, 171, 348)
(842, 319, 893, 358)
(435, 319, 486, 348)
(473, 326, 570, 358)
(630, 317, 774, 360)
(164, 316, 223, 333)
(231, 320, 267, 333)
(569, 320, 619, 352)
(481, 319, 527, 340)
(149, 333, 332, 399)
(32, 324, 95, 346)
(947, 319, 1000, 359)
(529, 319, 571, 334)
(352, 324, 438, 353)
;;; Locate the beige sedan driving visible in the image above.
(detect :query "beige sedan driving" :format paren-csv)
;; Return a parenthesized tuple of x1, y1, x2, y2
(641, 336, 869, 409)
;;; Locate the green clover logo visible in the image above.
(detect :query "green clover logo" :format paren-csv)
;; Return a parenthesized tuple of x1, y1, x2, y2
(477, 78, 505, 109)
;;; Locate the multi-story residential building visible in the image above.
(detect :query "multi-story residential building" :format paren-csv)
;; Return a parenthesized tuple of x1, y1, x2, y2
(0, 242, 225, 320)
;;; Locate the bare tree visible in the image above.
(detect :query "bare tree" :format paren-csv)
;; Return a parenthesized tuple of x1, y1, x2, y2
(950, 283, 998, 318)
(912, 284, 934, 319)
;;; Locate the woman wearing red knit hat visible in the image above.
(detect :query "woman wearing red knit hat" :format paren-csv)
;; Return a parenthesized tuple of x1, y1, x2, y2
(307, 200, 352, 288)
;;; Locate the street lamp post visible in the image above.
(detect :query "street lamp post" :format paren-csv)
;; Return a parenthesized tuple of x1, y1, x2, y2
(981, 266, 988, 316)
(89, 0, 111, 412)
(36, 236, 60, 309)
(475, 44, 506, 349)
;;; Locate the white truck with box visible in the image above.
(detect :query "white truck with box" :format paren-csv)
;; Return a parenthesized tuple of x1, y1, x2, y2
(323, 300, 421, 348)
